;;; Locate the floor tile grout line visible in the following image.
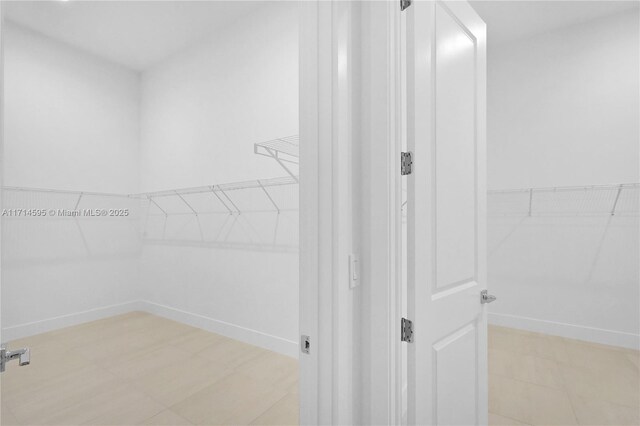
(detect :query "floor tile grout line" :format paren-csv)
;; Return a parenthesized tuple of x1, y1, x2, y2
(246, 390, 294, 425)
(490, 372, 570, 394)
(489, 410, 533, 425)
(137, 408, 195, 426)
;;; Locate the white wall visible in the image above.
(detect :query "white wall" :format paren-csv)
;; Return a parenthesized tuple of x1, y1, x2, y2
(3, 22, 140, 194)
(138, 3, 299, 356)
(139, 3, 297, 192)
(487, 10, 639, 190)
(487, 10, 639, 348)
(1, 22, 142, 339)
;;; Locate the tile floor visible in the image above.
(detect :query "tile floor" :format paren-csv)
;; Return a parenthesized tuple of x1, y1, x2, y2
(0, 312, 298, 425)
(489, 325, 640, 426)
(2, 314, 638, 425)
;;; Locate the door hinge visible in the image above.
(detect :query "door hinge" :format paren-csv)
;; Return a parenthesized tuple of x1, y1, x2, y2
(401, 318, 413, 342)
(401, 152, 413, 175)
(401, 0, 412, 11)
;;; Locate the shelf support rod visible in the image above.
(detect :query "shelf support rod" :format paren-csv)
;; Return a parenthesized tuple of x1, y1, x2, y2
(175, 191, 198, 215)
(258, 180, 280, 213)
(74, 193, 84, 210)
(611, 185, 624, 216)
(265, 147, 299, 182)
(528, 188, 533, 216)
(148, 196, 168, 217)
(216, 186, 241, 214)
(209, 186, 233, 215)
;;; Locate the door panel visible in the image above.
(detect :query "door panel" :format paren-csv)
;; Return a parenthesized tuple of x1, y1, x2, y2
(406, 1, 487, 425)
(434, 322, 477, 425)
(434, 2, 477, 290)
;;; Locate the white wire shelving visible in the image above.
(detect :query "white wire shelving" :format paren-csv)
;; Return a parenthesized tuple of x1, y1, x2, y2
(1, 178, 297, 216)
(400, 183, 639, 218)
(489, 183, 639, 217)
(254, 135, 299, 181)
(141, 176, 298, 217)
(1, 186, 137, 213)
(2, 135, 302, 215)
(1, 135, 302, 251)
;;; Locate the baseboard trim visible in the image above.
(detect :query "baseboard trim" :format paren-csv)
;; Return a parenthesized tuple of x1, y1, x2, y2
(2, 300, 299, 358)
(2, 301, 143, 342)
(138, 301, 299, 358)
(489, 312, 640, 350)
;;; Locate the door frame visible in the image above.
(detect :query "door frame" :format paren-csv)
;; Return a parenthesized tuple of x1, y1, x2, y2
(299, 1, 356, 424)
(300, 1, 403, 423)
(0, 0, 5, 351)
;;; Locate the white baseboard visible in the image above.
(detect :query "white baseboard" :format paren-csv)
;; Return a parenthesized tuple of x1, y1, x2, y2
(489, 312, 640, 350)
(2, 301, 144, 342)
(137, 301, 299, 358)
(2, 300, 299, 358)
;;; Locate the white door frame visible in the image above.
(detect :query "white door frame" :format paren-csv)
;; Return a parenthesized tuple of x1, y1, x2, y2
(300, 1, 403, 423)
(0, 0, 4, 351)
(299, 1, 355, 424)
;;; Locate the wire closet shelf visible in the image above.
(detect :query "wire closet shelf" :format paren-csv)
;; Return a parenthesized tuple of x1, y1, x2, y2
(1, 136, 301, 216)
(141, 176, 298, 217)
(253, 135, 299, 181)
(488, 183, 639, 217)
(401, 184, 639, 218)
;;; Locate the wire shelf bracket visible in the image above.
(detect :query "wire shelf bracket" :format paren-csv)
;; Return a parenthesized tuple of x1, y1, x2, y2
(148, 197, 168, 217)
(254, 136, 299, 182)
(209, 186, 234, 215)
(175, 191, 199, 216)
(258, 179, 281, 214)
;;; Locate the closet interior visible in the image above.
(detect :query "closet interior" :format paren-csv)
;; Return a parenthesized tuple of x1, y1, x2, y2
(1, 2, 300, 425)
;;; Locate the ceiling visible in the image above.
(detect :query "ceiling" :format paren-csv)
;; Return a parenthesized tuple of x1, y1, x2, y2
(4, 1, 266, 71)
(471, 0, 639, 46)
(5, 0, 638, 69)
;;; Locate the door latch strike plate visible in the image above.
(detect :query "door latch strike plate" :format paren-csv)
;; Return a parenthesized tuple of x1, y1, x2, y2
(401, 152, 413, 175)
(349, 254, 360, 289)
(301, 335, 310, 354)
(401, 318, 413, 342)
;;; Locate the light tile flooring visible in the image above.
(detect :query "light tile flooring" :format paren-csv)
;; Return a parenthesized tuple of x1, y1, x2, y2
(0, 312, 298, 426)
(489, 325, 640, 426)
(2, 315, 638, 425)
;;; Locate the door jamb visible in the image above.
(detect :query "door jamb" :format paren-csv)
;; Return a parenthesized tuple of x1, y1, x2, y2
(300, 1, 355, 424)
(391, 1, 403, 424)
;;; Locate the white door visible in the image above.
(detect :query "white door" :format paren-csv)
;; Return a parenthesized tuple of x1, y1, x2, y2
(406, 1, 488, 425)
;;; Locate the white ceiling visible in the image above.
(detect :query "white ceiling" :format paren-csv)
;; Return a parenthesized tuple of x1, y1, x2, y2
(4, 1, 266, 71)
(6, 0, 638, 69)
(471, 0, 639, 45)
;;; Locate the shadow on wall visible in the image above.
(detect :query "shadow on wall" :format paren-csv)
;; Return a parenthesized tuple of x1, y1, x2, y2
(144, 211, 298, 253)
(1, 174, 300, 268)
(142, 178, 299, 252)
(1, 189, 142, 267)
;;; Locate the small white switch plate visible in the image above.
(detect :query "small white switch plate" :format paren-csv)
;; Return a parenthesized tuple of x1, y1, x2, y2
(349, 254, 360, 289)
